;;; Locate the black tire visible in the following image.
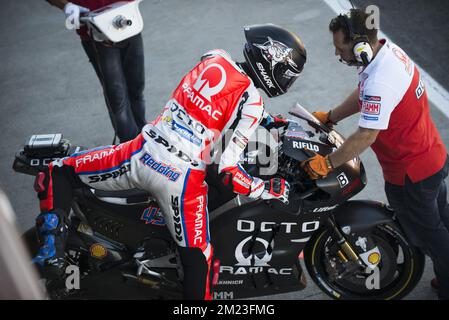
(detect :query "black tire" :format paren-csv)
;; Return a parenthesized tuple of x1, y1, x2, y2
(303, 223, 425, 300)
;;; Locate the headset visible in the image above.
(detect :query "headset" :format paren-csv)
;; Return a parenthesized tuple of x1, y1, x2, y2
(339, 11, 374, 66)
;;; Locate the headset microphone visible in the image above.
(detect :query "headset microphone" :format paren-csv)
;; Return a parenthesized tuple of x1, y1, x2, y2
(339, 57, 359, 66)
(360, 51, 369, 66)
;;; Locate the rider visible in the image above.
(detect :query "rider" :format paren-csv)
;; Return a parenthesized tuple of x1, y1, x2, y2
(32, 24, 307, 300)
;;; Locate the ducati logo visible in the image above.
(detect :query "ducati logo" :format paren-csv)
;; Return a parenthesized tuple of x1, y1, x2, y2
(235, 236, 273, 266)
(193, 63, 227, 101)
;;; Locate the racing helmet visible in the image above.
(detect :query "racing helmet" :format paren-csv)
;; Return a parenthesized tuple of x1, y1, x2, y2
(243, 24, 307, 97)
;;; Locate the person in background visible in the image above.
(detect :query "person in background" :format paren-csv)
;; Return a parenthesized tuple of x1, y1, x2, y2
(46, 0, 147, 143)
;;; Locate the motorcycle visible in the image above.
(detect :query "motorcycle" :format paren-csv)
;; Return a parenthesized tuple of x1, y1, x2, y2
(13, 103, 424, 300)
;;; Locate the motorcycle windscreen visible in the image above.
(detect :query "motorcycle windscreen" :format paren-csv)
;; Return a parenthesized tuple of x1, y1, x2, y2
(282, 121, 334, 162)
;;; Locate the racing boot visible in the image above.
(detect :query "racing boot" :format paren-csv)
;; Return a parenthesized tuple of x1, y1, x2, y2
(32, 211, 68, 281)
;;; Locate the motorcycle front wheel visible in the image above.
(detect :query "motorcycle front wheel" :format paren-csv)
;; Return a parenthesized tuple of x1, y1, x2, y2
(303, 223, 425, 300)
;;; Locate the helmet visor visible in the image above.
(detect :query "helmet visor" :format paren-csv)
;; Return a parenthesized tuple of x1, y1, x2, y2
(273, 63, 302, 93)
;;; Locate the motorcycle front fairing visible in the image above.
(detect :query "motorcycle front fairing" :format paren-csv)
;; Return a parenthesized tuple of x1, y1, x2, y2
(284, 103, 367, 209)
(210, 197, 325, 299)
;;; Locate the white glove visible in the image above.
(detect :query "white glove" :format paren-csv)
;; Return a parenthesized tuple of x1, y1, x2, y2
(64, 2, 90, 30)
(260, 178, 290, 204)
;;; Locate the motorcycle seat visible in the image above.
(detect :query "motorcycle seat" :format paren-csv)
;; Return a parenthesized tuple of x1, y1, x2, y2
(90, 188, 154, 205)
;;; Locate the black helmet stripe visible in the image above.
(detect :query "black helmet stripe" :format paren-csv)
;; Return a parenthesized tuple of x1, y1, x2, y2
(243, 45, 274, 97)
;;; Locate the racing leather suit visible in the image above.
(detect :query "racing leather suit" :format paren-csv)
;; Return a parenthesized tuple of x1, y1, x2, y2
(36, 49, 274, 299)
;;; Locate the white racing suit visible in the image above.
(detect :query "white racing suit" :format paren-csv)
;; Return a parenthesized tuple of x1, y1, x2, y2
(37, 50, 276, 299)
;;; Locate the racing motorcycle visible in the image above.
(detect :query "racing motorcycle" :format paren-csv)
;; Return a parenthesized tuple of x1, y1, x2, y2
(13, 103, 425, 300)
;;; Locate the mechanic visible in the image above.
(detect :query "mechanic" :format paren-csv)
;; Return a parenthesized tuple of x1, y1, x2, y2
(301, 8, 449, 299)
(45, 0, 147, 143)
(32, 24, 307, 299)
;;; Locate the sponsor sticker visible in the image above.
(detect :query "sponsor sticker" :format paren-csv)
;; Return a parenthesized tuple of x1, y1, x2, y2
(362, 115, 379, 121)
(234, 171, 252, 188)
(232, 136, 246, 149)
(171, 120, 202, 146)
(171, 196, 183, 242)
(361, 101, 381, 115)
(415, 78, 425, 99)
(87, 163, 131, 183)
(235, 130, 249, 144)
(145, 129, 200, 167)
(292, 140, 320, 153)
(90, 244, 107, 259)
(140, 153, 181, 182)
(363, 95, 381, 102)
(337, 172, 349, 188)
(285, 130, 308, 139)
(141, 206, 166, 226)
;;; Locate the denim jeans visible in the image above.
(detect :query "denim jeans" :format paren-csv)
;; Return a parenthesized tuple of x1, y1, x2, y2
(385, 155, 449, 299)
(81, 34, 146, 143)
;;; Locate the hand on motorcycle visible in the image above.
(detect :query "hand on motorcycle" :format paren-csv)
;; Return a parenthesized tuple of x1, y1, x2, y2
(64, 2, 90, 30)
(272, 114, 289, 128)
(300, 150, 334, 180)
(260, 178, 290, 204)
(312, 110, 336, 129)
(262, 113, 290, 130)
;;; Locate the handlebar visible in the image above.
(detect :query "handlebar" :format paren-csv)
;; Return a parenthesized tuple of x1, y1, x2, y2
(291, 186, 319, 202)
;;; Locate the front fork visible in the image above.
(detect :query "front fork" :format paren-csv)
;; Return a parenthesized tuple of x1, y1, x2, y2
(325, 217, 381, 270)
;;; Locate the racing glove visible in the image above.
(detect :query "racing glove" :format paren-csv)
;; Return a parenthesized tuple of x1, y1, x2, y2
(260, 178, 290, 204)
(312, 110, 336, 128)
(300, 151, 334, 180)
(220, 167, 289, 204)
(260, 113, 289, 130)
(64, 2, 90, 30)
